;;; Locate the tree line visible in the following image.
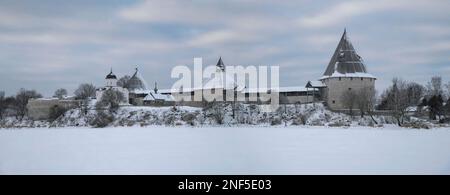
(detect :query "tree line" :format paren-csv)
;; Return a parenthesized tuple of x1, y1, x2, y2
(1, 75, 449, 126)
(340, 76, 450, 126)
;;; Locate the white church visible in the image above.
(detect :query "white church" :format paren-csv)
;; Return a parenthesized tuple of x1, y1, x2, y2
(96, 68, 174, 106)
(95, 69, 129, 105)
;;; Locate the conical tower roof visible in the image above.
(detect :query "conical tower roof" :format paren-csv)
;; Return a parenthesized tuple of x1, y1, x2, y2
(216, 57, 225, 71)
(322, 29, 375, 79)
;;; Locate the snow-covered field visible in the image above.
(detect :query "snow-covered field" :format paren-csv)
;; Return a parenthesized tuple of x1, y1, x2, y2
(1, 126, 450, 175)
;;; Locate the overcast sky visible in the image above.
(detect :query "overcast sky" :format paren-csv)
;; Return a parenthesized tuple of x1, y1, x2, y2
(0, 0, 449, 96)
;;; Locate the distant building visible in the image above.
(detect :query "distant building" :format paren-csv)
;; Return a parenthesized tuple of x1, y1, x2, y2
(123, 68, 174, 106)
(169, 57, 245, 106)
(125, 67, 149, 105)
(143, 83, 175, 106)
(168, 57, 317, 106)
(96, 69, 129, 105)
(244, 87, 318, 104)
(27, 98, 80, 120)
(27, 29, 378, 119)
(315, 29, 376, 110)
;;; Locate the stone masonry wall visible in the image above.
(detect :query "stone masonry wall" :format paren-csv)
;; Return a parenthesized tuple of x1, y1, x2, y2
(321, 77, 375, 110)
(27, 99, 81, 120)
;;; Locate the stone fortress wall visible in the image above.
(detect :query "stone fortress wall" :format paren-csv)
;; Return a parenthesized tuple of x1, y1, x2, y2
(27, 99, 81, 120)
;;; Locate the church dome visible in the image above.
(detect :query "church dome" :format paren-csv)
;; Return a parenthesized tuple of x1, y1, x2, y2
(105, 69, 117, 79)
(126, 68, 148, 92)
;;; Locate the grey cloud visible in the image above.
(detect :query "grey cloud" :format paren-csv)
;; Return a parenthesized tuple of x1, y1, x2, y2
(0, 0, 449, 96)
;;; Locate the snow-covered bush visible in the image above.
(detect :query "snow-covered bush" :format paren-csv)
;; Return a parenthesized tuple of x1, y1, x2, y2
(328, 120, 350, 127)
(292, 113, 309, 125)
(48, 105, 68, 122)
(403, 118, 433, 129)
(404, 121, 432, 129)
(271, 116, 282, 126)
(181, 112, 197, 126)
(308, 118, 325, 126)
(164, 114, 176, 126)
(209, 103, 227, 125)
(90, 111, 114, 128)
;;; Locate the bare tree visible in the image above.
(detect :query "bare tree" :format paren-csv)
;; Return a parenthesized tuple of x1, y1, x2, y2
(407, 82, 425, 106)
(14, 88, 42, 119)
(0, 91, 5, 119)
(74, 83, 96, 115)
(0, 95, 15, 119)
(53, 88, 68, 99)
(444, 98, 450, 120)
(428, 94, 444, 120)
(341, 90, 358, 117)
(74, 83, 96, 100)
(356, 87, 378, 123)
(386, 78, 414, 126)
(427, 76, 443, 96)
(210, 102, 226, 124)
(445, 81, 450, 100)
(117, 75, 131, 88)
(96, 89, 125, 113)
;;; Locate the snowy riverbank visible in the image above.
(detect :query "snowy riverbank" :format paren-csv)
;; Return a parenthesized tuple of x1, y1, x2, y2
(2, 103, 444, 129)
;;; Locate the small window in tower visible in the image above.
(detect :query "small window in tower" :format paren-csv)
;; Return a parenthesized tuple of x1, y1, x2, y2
(361, 78, 363, 81)
(332, 100, 336, 104)
(348, 88, 352, 91)
(339, 77, 342, 81)
(350, 77, 353, 81)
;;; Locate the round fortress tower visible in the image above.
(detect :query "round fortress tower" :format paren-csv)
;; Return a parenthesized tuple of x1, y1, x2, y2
(319, 29, 376, 110)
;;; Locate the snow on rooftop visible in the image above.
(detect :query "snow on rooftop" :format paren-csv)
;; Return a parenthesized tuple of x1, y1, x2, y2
(158, 89, 172, 94)
(143, 92, 174, 101)
(131, 89, 152, 94)
(320, 72, 376, 80)
(307, 81, 326, 88)
(245, 86, 318, 93)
